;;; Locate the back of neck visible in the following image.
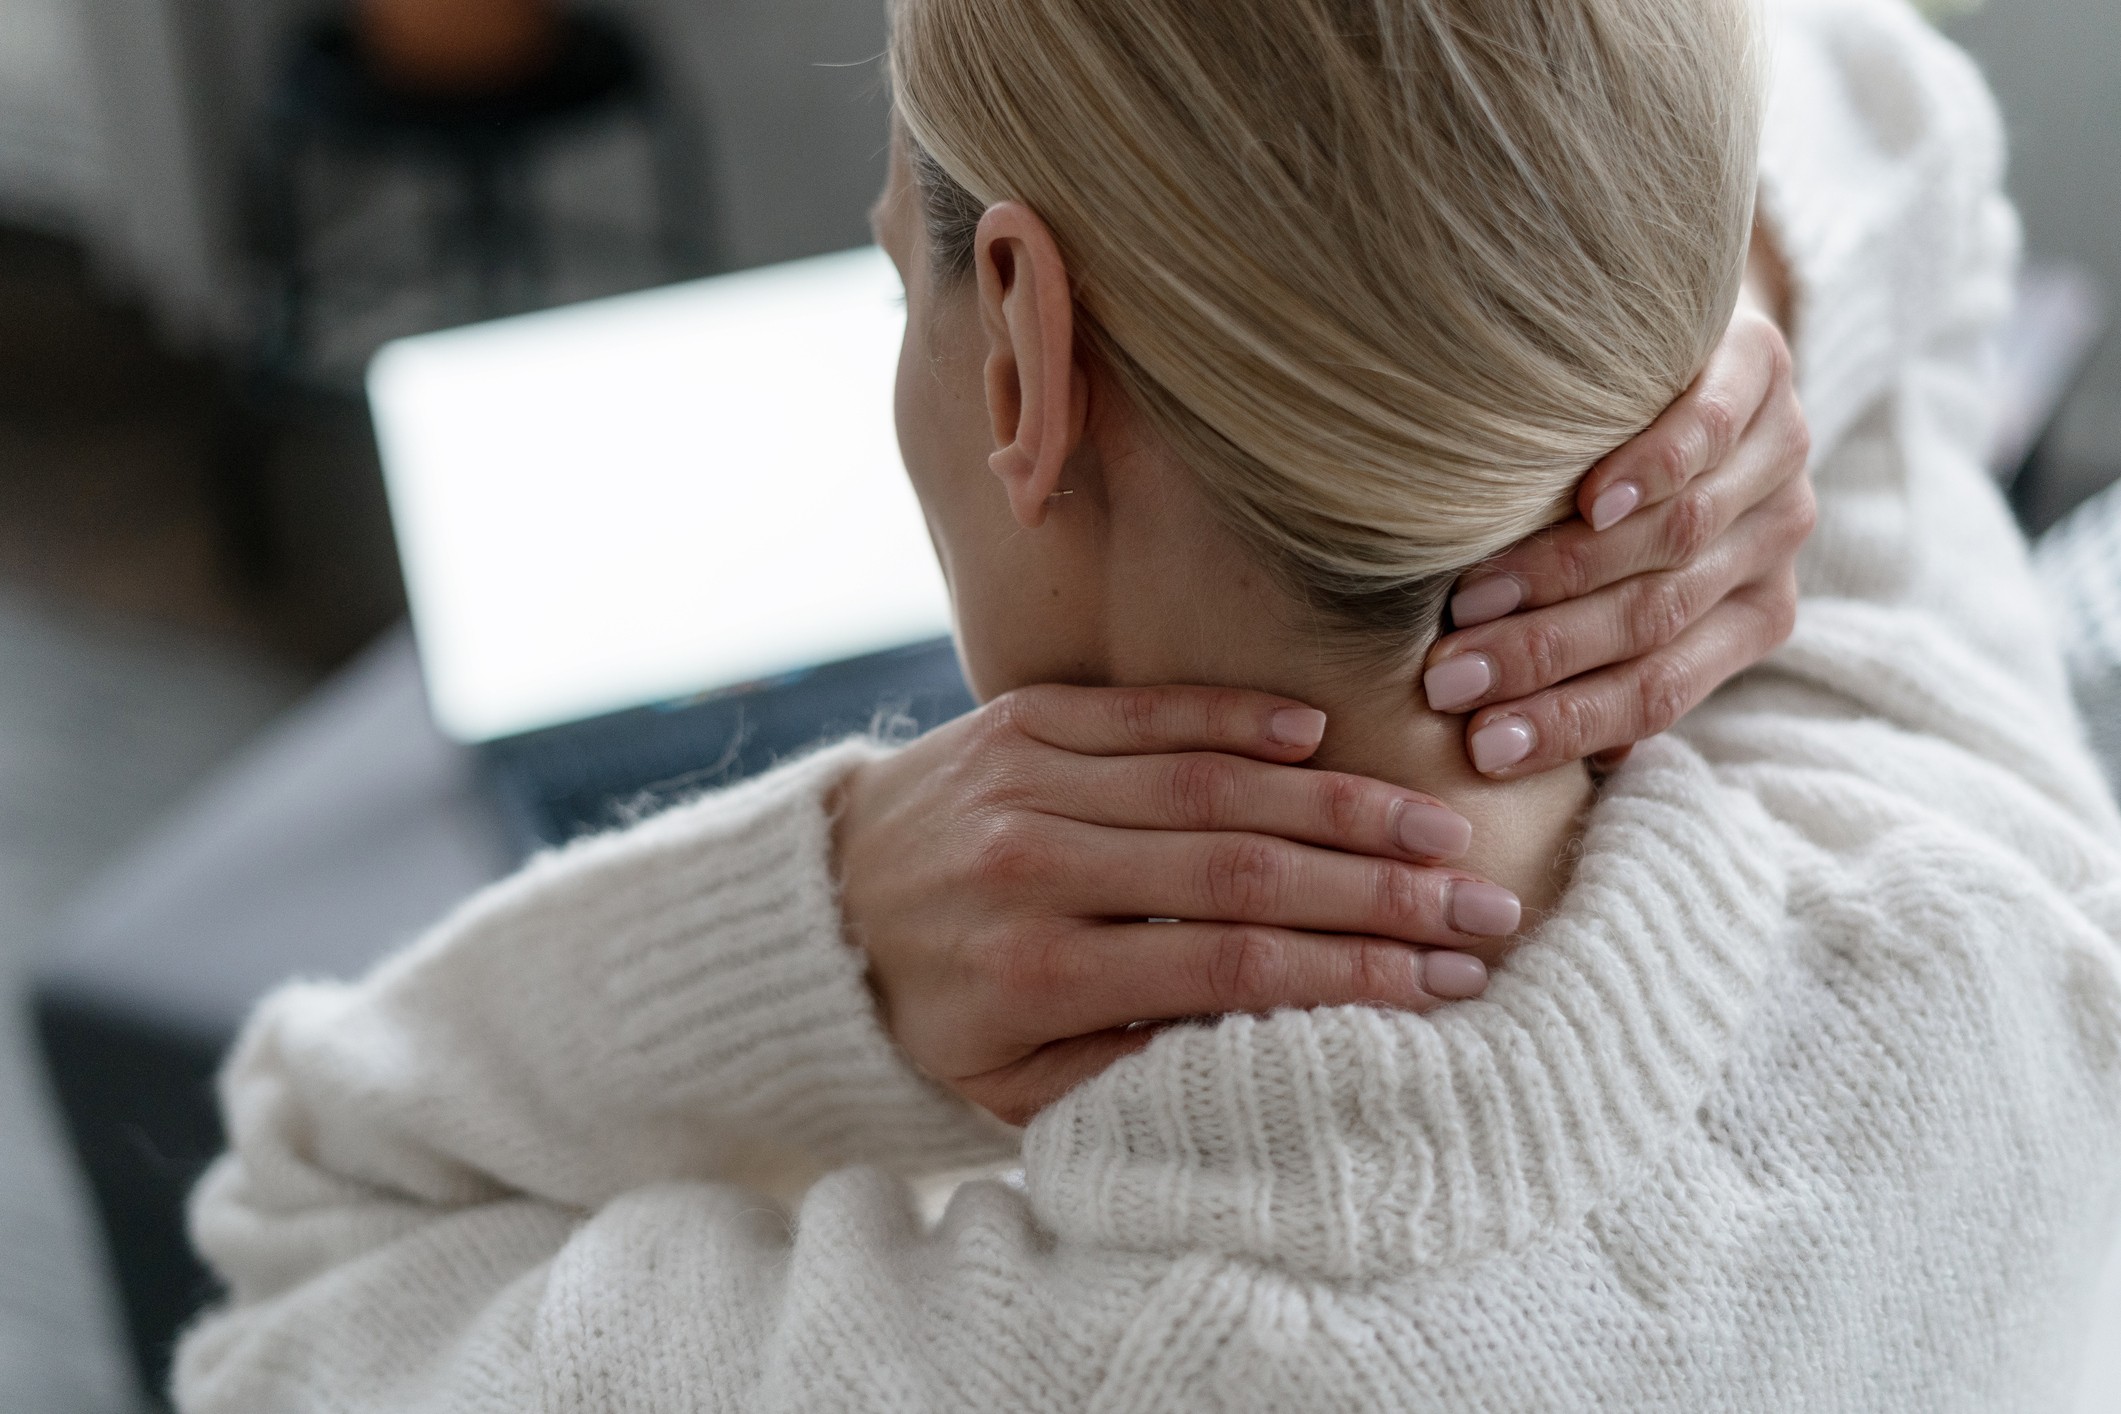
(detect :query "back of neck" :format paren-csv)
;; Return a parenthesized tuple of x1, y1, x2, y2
(1303, 687, 1594, 924)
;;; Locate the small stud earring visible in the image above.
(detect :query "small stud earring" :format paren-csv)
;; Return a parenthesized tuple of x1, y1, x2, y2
(1045, 489, 1076, 505)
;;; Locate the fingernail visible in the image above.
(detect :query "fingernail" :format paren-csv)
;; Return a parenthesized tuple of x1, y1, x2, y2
(1422, 653, 1494, 713)
(1449, 881, 1522, 938)
(1424, 951, 1490, 1000)
(1590, 481, 1643, 532)
(1470, 716, 1535, 774)
(1392, 800, 1473, 860)
(1268, 706, 1328, 748)
(1450, 575, 1523, 628)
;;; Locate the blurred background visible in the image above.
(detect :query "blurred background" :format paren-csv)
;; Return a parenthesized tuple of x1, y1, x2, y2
(0, 0, 2114, 1409)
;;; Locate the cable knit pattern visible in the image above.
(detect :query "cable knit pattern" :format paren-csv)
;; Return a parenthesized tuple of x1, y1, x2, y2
(1025, 750, 1788, 1279)
(174, 3, 2121, 1410)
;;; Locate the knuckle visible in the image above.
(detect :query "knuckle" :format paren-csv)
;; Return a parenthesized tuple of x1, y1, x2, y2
(1651, 435, 1696, 498)
(1785, 477, 1820, 547)
(1165, 754, 1236, 827)
(1634, 654, 1695, 737)
(971, 756, 1039, 812)
(1348, 937, 1420, 1003)
(1765, 574, 1801, 644)
(1626, 575, 1695, 650)
(1788, 411, 1814, 470)
(1544, 688, 1604, 759)
(1203, 836, 1286, 919)
(980, 690, 1034, 745)
(1551, 532, 1601, 600)
(1206, 689, 1257, 743)
(1660, 487, 1719, 567)
(1762, 323, 1796, 387)
(1518, 617, 1574, 687)
(1345, 938, 1384, 999)
(1114, 686, 1166, 745)
(967, 819, 1049, 892)
(1774, 392, 1813, 469)
(1694, 390, 1741, 464)
(1206, 926, 1284, 1012)
(1370, 862, 1429, 929)
(1313, 771, 1369, 840)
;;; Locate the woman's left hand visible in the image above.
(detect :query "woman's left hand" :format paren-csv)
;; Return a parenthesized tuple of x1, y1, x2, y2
(1420, 305, 1816, 778)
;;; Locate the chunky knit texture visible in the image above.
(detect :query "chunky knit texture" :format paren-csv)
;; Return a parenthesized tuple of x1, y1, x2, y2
(174, 2, 2121, 1409)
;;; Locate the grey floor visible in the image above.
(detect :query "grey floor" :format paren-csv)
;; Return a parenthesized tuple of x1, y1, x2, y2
(0, 588, 300, 1413)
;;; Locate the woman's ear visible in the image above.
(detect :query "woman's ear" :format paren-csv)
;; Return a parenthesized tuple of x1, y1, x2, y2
(975, 202, 1090, 528)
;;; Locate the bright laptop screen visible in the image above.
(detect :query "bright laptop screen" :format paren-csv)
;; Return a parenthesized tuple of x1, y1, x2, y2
(368, 246, 953, 744)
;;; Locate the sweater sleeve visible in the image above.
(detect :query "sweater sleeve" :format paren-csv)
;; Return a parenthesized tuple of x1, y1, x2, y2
(182, 736, 1015, 1293)
(1743, 0, 2120, 834)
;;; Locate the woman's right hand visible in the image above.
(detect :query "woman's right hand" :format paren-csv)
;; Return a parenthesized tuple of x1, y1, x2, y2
(832, 684, 1521, 1126)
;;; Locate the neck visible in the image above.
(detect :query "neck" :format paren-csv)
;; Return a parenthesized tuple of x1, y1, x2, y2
(1074, 425, 1593, 923)
(1111, 577, 1590, 925)
(1109, 637, 1592, 922)
(1298, 679, 1593, 923)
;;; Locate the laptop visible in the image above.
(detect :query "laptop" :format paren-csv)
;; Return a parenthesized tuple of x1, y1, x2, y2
(368, 246, 975, 854)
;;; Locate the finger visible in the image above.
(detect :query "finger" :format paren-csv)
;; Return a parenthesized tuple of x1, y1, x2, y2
(1444, 393, 1807, 629)
(961, 1028, 1163, 1127)
(1044, 750, 1475, 862)
(1458, 576, 1799, 778)
(1576, 309, 1790, 532)
(990, 683, 1329, 763)
(1423, 490, 1800, 715)
(1048, 820, 1524, 954)
(993, 921, 1486, 1044)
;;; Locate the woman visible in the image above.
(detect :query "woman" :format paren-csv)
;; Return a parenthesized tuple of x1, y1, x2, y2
(176, 0, 2121, 1408)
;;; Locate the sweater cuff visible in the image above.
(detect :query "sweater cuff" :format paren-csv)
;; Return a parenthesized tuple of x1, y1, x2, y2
(518, 739, 1018, 1180)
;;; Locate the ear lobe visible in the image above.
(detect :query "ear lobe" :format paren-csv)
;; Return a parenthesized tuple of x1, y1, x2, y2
(975, 202, 1085, 529)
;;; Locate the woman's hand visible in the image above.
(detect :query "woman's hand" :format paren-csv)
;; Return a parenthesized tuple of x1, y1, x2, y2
(834, 684, 1520, 1126)
(1422, 302, 1816, 778)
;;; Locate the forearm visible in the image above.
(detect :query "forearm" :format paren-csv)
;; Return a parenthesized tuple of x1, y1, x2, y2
(192, 740, 1012, 1306)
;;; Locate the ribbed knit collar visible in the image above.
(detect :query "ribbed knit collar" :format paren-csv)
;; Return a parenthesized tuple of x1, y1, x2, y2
(1022, 735, 1789, 1281)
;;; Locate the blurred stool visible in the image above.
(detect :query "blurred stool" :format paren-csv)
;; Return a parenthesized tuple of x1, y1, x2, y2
(248, 8, 719, 375)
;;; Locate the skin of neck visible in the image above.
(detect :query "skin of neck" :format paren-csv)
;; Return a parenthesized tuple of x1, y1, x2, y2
(873, 141, 1593, 922)
(1060, 403, 1594, 922)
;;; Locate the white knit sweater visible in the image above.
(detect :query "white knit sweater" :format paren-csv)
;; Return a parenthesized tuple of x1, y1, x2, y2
(174, 2, 2121, 1409)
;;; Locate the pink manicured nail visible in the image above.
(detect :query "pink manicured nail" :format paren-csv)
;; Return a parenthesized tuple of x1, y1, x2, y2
(1450, 575, 1523, 628)
(1268, 706, 1328, 747)
(1589, 481, 1643, 532)
(1392, 800, 1473, 860)
(1449, 881, 1522, 938)
(1423, 653, 1494, 713)
(1470, 716, 1535, 774)
(1424, 951, 1490, 999)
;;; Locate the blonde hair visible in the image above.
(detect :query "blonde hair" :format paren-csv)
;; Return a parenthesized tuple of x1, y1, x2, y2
(890, 0, 1764, 649)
